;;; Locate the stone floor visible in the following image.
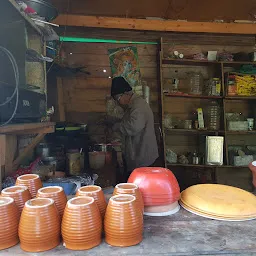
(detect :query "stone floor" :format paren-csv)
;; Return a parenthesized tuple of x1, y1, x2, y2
(1, 208, 256, 256)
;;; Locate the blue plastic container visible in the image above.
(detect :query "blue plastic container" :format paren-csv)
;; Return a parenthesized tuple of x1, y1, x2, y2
(43, 182, 77, 195)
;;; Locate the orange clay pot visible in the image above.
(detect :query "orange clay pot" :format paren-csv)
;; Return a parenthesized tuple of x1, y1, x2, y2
(1, 186, 31, 215)
(104, 195, 143, 247)
(0, 197, 19, 250)
(62, 196, 102, 250)
(113, 183, 144, 213)
(249, 161, 256, 188)
(16, 174, 42, 198)
(128, 167, 180, 206)
(37, 186, 67, 219)
(19, 198, 60, 252)
(76, 185, 107, 218)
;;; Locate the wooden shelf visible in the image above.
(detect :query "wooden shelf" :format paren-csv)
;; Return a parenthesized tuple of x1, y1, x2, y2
(8, 0, 42, 36)
(167, 163, 249, 168)
(0, 122, 55, 135)
(162, 58, 219, 66)
(226, 130, 256, 135)
(164, 93, 222, 99)
(225, 96, 256, 100)
(162, 58, 256, 66)
(222, 61, 256, 66)
(165, 128, 224, 134)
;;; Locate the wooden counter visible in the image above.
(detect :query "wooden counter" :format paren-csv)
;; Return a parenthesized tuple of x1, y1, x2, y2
(2, 208, 255, 255)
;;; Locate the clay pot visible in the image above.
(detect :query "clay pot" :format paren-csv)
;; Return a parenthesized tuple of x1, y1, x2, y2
(62, 196, 102, 250)
(104, 195, 143, 247)
(128, 167, 180, 206)
(16, 174, 43, 198)
(37, 186, 67, 219)
(1, 186, 31, 215)
(0, 197, 19, 250)
(76, 185, 107, 218)
(19, 198, 60, 252)
(249, 161, 256, 188)
(113, 183, 144, 213)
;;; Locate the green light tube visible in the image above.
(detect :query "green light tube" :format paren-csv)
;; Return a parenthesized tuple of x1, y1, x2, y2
(60, 36, 157, 45)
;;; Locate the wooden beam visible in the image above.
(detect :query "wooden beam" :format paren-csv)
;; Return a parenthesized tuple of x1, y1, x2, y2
(12, 133, 46, 171)
(0, 122, 55, 134)
(57, 77, 66, 122)
(54, 15, 256, 35)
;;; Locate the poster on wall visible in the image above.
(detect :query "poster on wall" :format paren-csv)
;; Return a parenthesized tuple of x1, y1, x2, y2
(108, 46, 141, 87)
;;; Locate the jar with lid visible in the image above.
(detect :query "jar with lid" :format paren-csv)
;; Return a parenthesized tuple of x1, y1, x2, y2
(207, 101, 221, 130)
(207, 78, 221, 96)
(188, 72, 203, 95)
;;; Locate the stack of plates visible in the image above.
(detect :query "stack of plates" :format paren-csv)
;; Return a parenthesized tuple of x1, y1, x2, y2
(180, 184, 256, 221)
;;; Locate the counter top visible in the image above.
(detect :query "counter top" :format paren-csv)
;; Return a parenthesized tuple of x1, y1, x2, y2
(1, 208, 255, 255)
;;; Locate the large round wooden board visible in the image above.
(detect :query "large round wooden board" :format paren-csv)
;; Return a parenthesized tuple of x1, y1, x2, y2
(180, 201, 256, 221)
(180, 200, 256, 219)
(181, 184, 256, 217)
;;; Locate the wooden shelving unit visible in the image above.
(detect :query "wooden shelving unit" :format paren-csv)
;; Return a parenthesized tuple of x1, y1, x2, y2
(163, 58, 256, 66)
(0, 122, 55, 189)
(164, 93, 223, 99)
(165, 128, 224, 135)
(159, 37, 256, 175)
(167, 163, 249, 168)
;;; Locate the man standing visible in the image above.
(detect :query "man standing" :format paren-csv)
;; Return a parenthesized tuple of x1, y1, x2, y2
(111, 76, 159, 176)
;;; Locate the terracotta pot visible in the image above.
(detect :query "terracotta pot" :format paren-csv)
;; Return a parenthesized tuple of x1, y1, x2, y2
(76, 185, 107, 218)
(113, 183, 144, 213)
(16, 174, 43, 198)
(62, 196, 102, 250)
(128, 167, 180, 206)
(249, 161, 256, 188)
(104, 195, 143, 247)
(37, 186, 67, 219)
(1, 186, 31, 215)
(0, 197, 19, 250)
(19, 198, 60, 252)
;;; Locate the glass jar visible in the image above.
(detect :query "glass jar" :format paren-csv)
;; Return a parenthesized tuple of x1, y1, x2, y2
(207, 78, 221, 96)
(207, 101, 220, 130)
(189, 72, 203, 95)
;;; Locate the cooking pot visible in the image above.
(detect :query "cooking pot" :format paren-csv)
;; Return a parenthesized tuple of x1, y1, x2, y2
(42, 156, 66, 171)
(24, 0, 58, 21)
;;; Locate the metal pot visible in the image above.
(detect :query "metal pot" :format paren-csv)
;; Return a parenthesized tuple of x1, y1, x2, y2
(42, 156, 66, 171)
(36, 143, 52, 158)
(24, 0, 58, 21)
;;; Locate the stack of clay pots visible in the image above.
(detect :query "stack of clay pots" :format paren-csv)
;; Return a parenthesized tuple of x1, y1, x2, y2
(104, 194, 143, 247)
(0, 197, 19, 250)
(19, 198, 60, 252)
(16, 174, 42, 198)
(1, 186, 31, 215)
(113, 183, 144, 213)
(37, 186, 67, 219)
(128, 167, 180, 216)
(76, 185, 107, 218)
(62, 196, 102, 250)
(0, 179, 145, 251)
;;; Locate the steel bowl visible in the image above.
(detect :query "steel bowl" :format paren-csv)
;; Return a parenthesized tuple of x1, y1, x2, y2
(24, 0, 58, 21)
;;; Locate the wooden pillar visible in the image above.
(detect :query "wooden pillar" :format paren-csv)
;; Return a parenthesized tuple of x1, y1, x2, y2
(0, 134, 17, 185)
(57, 77, 66, 121)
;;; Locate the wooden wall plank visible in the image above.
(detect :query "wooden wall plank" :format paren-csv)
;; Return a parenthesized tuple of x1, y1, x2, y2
(57, 27, 255, 46)
(64, 43, 157, 56)
(54, 15, 256, 34)
(66, 54, 157, 68)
